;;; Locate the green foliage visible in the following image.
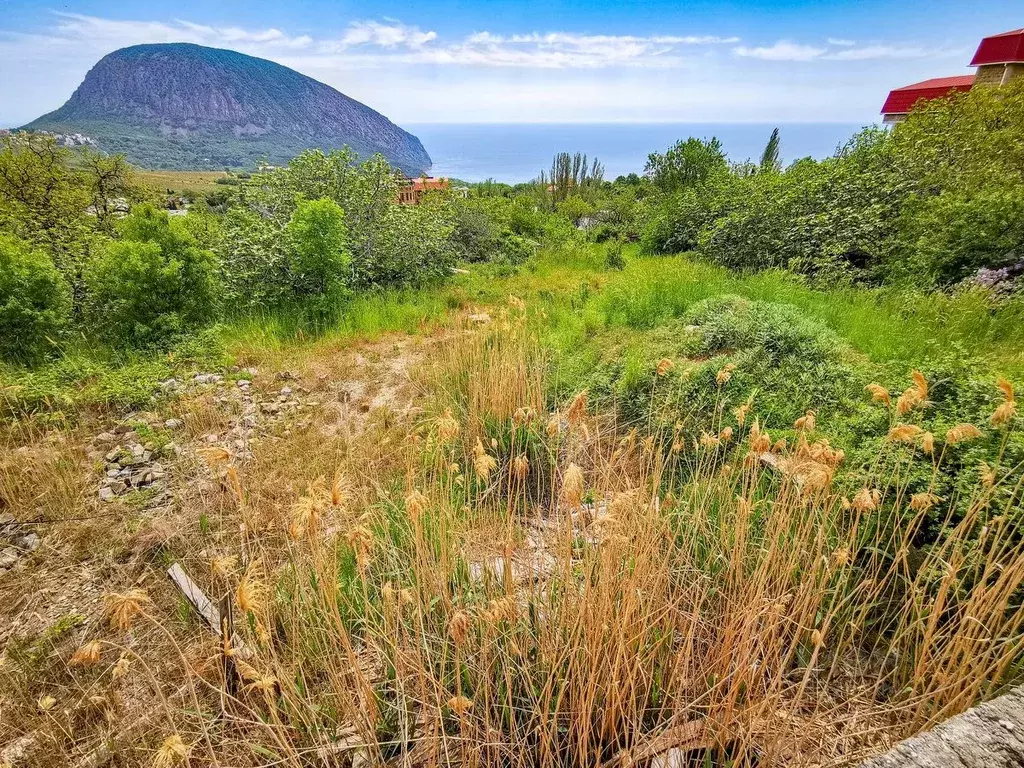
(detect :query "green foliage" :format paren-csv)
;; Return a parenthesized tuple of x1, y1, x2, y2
(644, 137, 728, 193)
(285, 197, 352, 315)
(759, 127, 781, 174)
(218, 149, 457, 310)
(450, 198, 534, 266)
(0, 134, 142, 312)
(0, 234, 71, 363)
(642, 82, 1024, 287)
(86, 205, 220, 347)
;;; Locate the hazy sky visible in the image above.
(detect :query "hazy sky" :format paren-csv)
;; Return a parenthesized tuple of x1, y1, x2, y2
(1, 1, 1021, 127)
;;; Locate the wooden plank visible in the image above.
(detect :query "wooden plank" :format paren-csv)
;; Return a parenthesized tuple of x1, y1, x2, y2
(167, 562, 221, 633)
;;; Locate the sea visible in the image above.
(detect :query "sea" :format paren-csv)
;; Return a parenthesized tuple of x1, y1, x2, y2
(405, 123, 869, 184)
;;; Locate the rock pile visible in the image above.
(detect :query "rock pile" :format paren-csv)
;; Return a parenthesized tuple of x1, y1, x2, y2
(94, 428, 176, 503)
(0, 513, 40, 573)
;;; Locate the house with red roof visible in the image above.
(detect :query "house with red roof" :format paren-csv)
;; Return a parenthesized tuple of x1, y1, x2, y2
(881, 28, 1024, 123)
(396, 175, 463, 205)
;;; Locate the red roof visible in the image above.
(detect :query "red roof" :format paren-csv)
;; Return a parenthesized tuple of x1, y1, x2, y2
(880, 75, 975, 115)
(970, 28, 1024, 66)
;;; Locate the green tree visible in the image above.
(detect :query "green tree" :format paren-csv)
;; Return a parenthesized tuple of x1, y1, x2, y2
(86, 205, 220, 347)
(760, 128, 781, 174)
(644, 137, 728, 193)
(0, 234, 71, 363)
(286, 197, 352, 313)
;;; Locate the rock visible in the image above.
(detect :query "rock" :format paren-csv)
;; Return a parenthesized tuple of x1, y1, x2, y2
(204, 434, 219, 443)
(163, 443, 180, 457)
(20, 533, 39, 552)
(158, 378, 179, 392)
(467, 312, 492, 324)
(164, 418, 184, 429)
(105, 469, 120, 478)
(261, 402, 281, 415)
(131, 444, 145, 458)
(99, 487, 116, 502)
(0, 547, 19, 569)
(275, 371, 296, 381)
(280, 386, 293, 396)
(104, 448, 121, 463)
(105, 478, 127, 495)
(94, 432, 117, 444)
(194, 373, 223, 385)
(237, 380, 251, 388)
(113, 424, 134, 434)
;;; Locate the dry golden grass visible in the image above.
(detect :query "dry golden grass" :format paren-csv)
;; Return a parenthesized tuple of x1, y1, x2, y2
(134, 169, 230, 195)
(1, 304, 1022, 767)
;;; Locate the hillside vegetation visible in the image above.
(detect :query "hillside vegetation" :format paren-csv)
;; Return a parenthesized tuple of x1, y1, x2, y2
(1, 80, 1023, 767)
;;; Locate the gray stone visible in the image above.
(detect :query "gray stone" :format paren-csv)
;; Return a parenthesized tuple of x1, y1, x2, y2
(99, 487, 115, 502)
(164, 418, 184, 429)
(0, 547, 18, 569)
(20, 532, 39, 552)
(237, 379, 251, 388)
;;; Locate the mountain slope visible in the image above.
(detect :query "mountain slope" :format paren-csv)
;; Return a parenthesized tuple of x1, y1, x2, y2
(23, 43, 431, 174)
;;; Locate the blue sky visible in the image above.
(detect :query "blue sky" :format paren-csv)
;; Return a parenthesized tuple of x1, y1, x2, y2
(1, 1, 1021, 127)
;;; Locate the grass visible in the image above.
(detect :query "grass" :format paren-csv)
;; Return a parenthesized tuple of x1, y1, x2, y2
(135, 169, 231, 194)
(2, 244, 1024, 767)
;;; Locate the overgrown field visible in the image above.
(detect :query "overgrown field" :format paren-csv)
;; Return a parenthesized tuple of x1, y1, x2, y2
(2, 243, 1023, 767)
(3, 83, 1024, 766)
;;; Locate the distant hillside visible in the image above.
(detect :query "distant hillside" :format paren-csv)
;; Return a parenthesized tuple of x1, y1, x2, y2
(23, 43, 432, 174)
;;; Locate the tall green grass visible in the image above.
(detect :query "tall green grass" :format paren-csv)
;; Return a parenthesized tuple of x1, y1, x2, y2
(594, 256, 1024, 373)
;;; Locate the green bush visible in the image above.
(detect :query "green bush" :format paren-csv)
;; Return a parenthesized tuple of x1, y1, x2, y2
(86, 205, 220, 348)
(0, 234, 71, 363)
(285, 197, 352, 315)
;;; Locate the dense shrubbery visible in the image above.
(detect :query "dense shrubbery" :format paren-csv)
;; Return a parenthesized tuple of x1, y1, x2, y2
(641, 80, 1024, 287)
(0, 234, 71, 363)
(218, 149, 458, 311)
(86, 205, 220, 347)
(0, 139, 481, 360)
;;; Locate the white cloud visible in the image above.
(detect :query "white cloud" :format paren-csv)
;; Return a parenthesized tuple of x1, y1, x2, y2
(339, 20, 437, 49)
(823, 44, 954, 60)
(733, 41, 826, 61)
(734, 37, 961, 63)
(827, 38, 856, 46)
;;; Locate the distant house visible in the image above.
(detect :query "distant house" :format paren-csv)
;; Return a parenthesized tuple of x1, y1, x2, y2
(397, 175, 452, 205)
(881, 28, 1024, 123)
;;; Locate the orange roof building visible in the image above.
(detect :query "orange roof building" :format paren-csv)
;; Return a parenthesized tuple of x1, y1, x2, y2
(397, 176, 451, 205)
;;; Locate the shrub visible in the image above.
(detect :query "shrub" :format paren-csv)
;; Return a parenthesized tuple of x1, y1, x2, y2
(86, 205, 220, 348)
(0, 234, 71, 363)
(285, 197, 352, 315)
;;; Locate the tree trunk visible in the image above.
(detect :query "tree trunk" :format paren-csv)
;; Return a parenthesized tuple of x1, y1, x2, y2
(860, 687, 1024, 768)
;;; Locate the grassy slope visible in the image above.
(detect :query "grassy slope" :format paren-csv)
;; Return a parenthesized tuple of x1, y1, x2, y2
(5, 243, 1023, 416)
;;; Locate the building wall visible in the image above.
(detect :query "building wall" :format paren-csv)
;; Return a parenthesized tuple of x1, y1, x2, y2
(1003, 63, 1024, 84)
(975, 64, 1006, 86)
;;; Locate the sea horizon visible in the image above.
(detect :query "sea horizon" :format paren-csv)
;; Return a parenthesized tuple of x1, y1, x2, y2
(406, 122, 872, 184)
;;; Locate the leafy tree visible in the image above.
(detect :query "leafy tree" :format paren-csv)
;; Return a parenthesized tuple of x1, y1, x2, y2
(0, 134, 142, 311)
(760, 127, 781, 174)
(219, 149, 457, 303)
(644, 137, 728, 193)
(285, 197, 351, 313)
(0, 234, 71, 363)
(86, 205, 220, 347)
(542, 152, 605, 205)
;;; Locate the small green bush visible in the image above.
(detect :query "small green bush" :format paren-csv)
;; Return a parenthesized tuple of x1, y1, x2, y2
(86, 205, 220, 348)
(286, 197, 352, 316)
(0, 234, 71, 363)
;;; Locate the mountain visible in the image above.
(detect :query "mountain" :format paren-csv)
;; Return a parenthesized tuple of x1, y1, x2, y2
(23, 43, 431, 174)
